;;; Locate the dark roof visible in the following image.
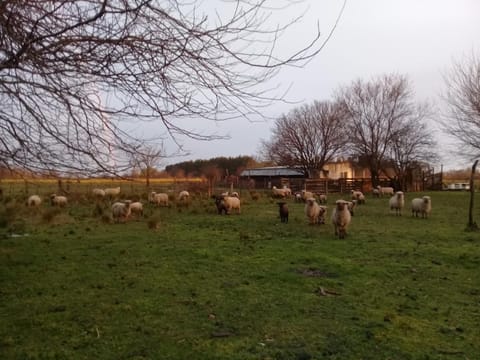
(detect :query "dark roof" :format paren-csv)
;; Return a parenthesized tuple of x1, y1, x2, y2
(240, 166, 305, 177)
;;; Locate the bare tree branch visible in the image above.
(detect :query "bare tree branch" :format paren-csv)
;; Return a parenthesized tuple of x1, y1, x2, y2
(261, 100, 349, 177)
(337, 74, 421, 186)
(0, 0, 340, 176)
(440, 52, 480, 159)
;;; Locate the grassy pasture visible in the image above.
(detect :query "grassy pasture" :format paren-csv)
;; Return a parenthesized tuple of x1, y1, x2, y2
(0, 187, 479, 359)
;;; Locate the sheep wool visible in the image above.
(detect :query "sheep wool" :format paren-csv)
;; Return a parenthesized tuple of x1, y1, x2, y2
(50, 194, 68, 207)
(389, 191, 405, 216)
(304, 197, 322, 225)
(130, 202, 144, 217)
(272, 186, 288, 198)
(377, 185, 394, 197)
(411, 196, 432, 218)
(331, 200, 352, 239)
(150, 192, 169, 207)
(105, 187, 121, 198)
(27, 195, 42, 207)
(112, 200, 132, 223)
(178, 190, 190, 202)
(92, 188, 106, 198)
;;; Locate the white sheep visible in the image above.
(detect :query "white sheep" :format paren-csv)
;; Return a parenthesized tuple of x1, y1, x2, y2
(304, 197, 326, 225)
(372, 188, 380, 198)
(389, 191, 405, 216)
(377, 185, 394, 197)
(282, 186, 292, 196)
(50, 194, 68, 207)
(92, 188, 105, 198)
(149, 191, 169, 207)
(129, 201, 144, 217)
(222, 195, 241, 214)
(411, 196, 432, 218)
(27, 195, 42, 207)
(351, 190, 362, 201)
(104, 187, 121, 198)
(331, 200, 352, 239)
(178, 190, 190, 202)
(301, 190, 314, 202)
(272, 186, 288, 198)
(318, 194, 327, 204)
(112, 200, 132, 223)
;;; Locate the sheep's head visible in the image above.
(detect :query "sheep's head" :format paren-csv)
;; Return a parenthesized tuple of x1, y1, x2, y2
(336, 200, 348, 211)
(306, 198, 316, 206)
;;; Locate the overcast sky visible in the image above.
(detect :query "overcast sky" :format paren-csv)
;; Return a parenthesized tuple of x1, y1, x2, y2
(162, 0, 480, 170)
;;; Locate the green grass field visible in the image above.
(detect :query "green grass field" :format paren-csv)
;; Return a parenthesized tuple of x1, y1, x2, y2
(1, 189, 479, 359)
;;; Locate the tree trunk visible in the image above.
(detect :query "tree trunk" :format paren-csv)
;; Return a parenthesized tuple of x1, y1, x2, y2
(467, 159, 478, 231)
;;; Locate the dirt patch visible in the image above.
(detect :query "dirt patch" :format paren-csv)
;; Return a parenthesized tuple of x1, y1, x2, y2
(297, 267, 332, 278)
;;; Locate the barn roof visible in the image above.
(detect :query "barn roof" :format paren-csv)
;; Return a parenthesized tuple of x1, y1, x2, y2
(240, 166, 305, 177)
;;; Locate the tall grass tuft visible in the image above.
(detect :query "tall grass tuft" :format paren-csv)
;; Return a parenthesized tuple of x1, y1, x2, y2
(147, 215, 161, 230)
(41, 208, 62, 223)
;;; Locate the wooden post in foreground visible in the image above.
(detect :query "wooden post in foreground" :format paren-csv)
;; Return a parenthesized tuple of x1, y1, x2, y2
(467, 159, 478, 231)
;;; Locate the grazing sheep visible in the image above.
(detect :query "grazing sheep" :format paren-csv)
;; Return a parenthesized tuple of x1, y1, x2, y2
(130, 201, 144, 217)
(104, 187, 121, 199)
(178, 190, 190, 201)
(149, 191, 169, 207)
(304, 197, 326, 225)
(272, 186, 288, 198)
(50, 194, 68, 207)
(331, 200, 352, 239)
(92, 188, 105, 198)
(27, 195, 42, 207)
(318, 194, 327, 204)
(277, 202, 289, 223)
(112, 200, 132, 223)
(351, 190, 365, 203)
(377, 185, 394, 197)
(221, 195, 241, 215)
(411, 196, 432, 218)
(372, 188, 380, 198)
(346, 200, 357, 216)
(389, 191, 405, 216)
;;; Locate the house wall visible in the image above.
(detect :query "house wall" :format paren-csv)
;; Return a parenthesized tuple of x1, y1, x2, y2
(322, 161, 354, 179)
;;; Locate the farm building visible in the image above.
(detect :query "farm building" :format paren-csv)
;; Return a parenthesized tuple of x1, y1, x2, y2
(240, 159, 441, 193)
(239, 166, 305, 190)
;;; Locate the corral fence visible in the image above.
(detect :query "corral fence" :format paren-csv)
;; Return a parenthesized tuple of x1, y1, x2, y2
(238, 168, 444, 195)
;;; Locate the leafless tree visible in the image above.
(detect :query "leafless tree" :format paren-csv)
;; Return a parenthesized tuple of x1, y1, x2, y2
(0, 0, 346, 176)
(261, 100, 349, 178)
(441, 52, 480, 159)
(338, 74, 423, 186)
(388, 109, 438, 191)
(129, 143, 165, 187)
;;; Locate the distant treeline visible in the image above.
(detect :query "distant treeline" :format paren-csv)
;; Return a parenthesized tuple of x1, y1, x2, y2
(164, 156, 259, 177)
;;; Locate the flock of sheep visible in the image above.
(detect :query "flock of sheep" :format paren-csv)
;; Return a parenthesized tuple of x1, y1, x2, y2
(24, 184, 432, 235)
(272, 185, 432, 239)
(26, 187, 191, 223)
